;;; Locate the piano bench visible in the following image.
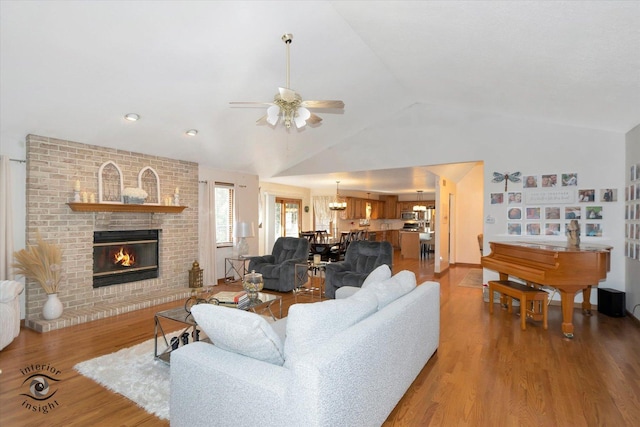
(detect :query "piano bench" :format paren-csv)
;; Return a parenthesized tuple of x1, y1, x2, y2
(488, 280, 548, 331)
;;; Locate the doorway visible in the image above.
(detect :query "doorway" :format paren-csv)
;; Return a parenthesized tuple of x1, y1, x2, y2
(275, 197, 302, 238)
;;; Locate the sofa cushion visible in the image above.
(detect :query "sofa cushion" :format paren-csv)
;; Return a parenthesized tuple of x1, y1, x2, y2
(362, 264, 392, 287)
(363, 270, 417, 309)
(191, 304, 285, 366)
(283, 288, 378, 368)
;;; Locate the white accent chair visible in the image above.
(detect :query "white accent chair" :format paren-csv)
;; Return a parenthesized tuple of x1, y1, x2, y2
(0, 280, 24, 350)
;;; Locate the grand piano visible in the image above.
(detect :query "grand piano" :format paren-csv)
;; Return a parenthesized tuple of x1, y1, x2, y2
(481, 241, 612, 337)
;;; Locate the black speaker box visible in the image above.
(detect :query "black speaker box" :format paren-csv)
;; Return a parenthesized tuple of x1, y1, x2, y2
(597, 288, 626, 317)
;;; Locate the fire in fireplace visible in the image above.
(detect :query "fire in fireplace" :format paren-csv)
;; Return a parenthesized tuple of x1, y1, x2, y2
(93, 229, 160, 288)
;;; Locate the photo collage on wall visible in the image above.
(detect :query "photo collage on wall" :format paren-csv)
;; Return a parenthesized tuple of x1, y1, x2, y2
(625, 164, 640, 261)
(491, 172, 612, 238)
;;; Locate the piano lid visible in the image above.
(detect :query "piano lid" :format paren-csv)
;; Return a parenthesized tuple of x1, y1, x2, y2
(496, 240, 613, 253)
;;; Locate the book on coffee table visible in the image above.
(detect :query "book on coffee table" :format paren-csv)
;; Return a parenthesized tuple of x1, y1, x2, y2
(212, 291, 248, 305)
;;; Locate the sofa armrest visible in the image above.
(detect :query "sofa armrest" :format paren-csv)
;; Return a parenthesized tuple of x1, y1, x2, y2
(170, 342, 292, 427)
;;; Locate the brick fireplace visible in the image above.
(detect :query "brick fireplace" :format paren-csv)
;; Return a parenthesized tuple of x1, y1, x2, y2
(24, 135, 198, 332)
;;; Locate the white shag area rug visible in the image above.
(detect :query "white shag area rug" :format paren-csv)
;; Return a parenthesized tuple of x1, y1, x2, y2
(74, 335, 177, 421)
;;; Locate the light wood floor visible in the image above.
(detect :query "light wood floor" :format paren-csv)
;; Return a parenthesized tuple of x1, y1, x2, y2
(1, 252, 639, 426)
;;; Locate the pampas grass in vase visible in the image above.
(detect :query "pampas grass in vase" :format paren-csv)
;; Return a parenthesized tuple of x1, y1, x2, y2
(13, 234, 63, 294)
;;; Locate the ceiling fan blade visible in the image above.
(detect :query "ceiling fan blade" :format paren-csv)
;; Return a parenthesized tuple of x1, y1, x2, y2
(306, 113, 323, 125)
(256, 115, 268, 125)
(278, 87, 298, 102)
(301, 100, 345, 109)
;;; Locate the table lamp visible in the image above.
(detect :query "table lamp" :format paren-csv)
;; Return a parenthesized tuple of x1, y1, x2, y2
(235, 221, 255, 257)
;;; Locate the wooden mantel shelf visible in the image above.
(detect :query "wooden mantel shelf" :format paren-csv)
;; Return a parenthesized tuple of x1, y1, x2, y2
(67, 202, 187, 213)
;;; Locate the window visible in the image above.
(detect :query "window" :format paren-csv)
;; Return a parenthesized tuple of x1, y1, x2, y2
(215, 183, 234, 246)
(275, 197, 301, 238)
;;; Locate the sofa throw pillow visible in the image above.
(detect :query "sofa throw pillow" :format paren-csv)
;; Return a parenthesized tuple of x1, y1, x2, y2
(365, 270, 417, 309)
(191, 304, 285, 366)
(283, 288, 378, 368)
(361, 264, 392, 288)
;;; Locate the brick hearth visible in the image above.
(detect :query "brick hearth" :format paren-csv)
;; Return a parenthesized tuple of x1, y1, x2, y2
(24, 135, 199, 332)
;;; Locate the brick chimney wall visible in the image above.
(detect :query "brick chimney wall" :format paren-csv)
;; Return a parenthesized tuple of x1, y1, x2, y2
(24, 135, 198, 329)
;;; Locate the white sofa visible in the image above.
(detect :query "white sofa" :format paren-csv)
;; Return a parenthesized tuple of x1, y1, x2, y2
(0, 280, 24, 351)
(170, 271, 440, 427)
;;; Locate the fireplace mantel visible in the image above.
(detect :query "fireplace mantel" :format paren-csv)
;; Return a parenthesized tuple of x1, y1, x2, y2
(67, 202, 187, 213)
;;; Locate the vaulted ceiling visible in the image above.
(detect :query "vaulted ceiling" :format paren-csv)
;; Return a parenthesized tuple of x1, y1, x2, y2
(1, 1, 638, 194)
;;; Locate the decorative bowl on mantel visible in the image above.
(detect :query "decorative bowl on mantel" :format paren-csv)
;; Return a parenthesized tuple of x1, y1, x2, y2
(123, 196, 146, 204)
(122, 188, 148, 204)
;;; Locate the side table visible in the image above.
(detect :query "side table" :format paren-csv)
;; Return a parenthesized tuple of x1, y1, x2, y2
(225, 256, 250, 282)
(294, 262, 326, 300)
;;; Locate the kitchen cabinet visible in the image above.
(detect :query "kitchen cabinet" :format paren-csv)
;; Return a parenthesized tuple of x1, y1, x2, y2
(370, 200, 381, 219)
(344, 197, 382, 219)
(399, 231, 420, 259)
(377, 229, 400, 249)
(379, 195, 397, 219)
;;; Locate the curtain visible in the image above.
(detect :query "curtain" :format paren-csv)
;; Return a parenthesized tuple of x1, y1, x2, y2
(199, 182, 217, 285)
(313, 196, 332, 229)
(0, 156, 13, 280)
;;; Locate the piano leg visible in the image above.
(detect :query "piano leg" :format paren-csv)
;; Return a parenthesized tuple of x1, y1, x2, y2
(558, 289, 576, 338)
(582, 286, 593, 316)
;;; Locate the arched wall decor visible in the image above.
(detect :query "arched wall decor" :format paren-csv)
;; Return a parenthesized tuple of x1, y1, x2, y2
(98, 161, 124, 203)
(138, 166, 161, 205)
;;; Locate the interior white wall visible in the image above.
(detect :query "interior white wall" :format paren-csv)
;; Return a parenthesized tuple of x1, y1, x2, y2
(625, 124, 640, 320)
(455, 163, 484, 264)
(197, 166, 259, 281)
(285, 103, 627, 302)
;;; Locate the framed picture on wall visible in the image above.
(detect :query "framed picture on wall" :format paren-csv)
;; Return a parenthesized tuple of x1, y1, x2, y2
(586, 206, 603, 220)
(561, 173, 578, 186)
(585, 223, 602, 237)
(508, 192, 522, 204)
(526, 223, 541, 235)
(565, 206, 581, 219)
(578, 189, 595, 202)
(526, 207, 541, 220)
(523, 175, 538, 188)
(541, 174, 558, 187)
(508, 207, 522, 219)
(491, 193, 504, 204)
(545, 223, 561, 235)
(599, 189, 616, 202)
(507, 223, 521, 235)
(545, 207, 561, 219)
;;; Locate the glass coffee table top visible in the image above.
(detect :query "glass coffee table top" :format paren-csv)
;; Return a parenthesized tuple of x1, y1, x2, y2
(154, 291, 282, 364)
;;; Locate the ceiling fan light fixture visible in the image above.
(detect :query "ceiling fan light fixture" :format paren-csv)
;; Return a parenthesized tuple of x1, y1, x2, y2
(294, 107, 310, 128)
(230, 33, 344, 130)
(266, 105, 280, 126)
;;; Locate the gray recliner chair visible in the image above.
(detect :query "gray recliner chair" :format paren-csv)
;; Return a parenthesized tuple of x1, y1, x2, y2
(247, 237, 310, 292)
(324, 240, 393, 299)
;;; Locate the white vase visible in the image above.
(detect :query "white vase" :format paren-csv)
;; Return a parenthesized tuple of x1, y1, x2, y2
(43, 293, 63, 320)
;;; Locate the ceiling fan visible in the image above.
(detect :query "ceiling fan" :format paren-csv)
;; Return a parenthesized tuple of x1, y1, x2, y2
(230, 34, 345, 130)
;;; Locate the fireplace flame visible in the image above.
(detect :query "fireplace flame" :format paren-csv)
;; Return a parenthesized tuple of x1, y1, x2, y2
(114, 247, 135, 267)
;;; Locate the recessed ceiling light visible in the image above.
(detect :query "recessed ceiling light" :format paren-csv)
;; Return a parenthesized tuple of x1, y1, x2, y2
(124, 113, 140, 121)
(185, 129, 198, 136)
